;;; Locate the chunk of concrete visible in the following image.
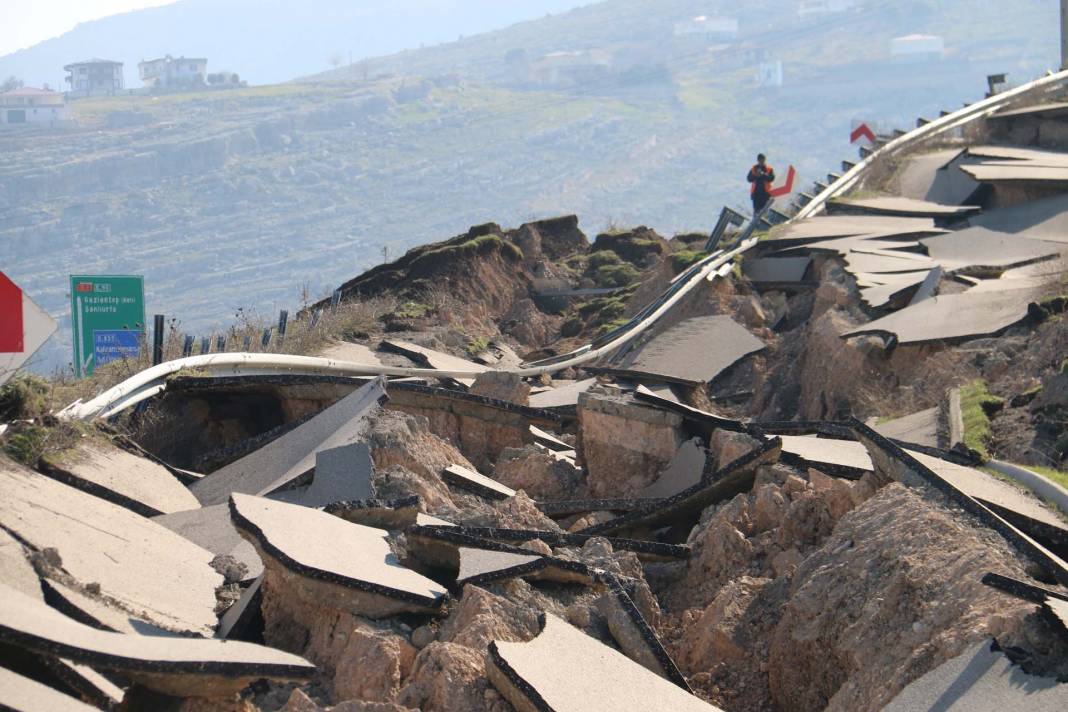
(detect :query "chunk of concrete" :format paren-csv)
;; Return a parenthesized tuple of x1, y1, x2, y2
(190, 377, 385, 506)
(469, 371, 531, 406)
(229, 493, 448, 616)
(0, 584, 314, 698)
(379, 340, 483, 386)
(920, 227, 1063, 271)
(487, 614, 722, 712)
(41, 578, 172, 637)
(40, 439, 199, 517)
(269, 441, 375, 507)
(882, 639, 1067, 711)
(0, 456, 222, 636)
(831, 195, 981, 217)
(442, 463, 516, 501)
(872, 408, 940, 448)
(528, 378, 598, 409)
(0, 666, 98, 712)
(456, 548, 544, 587)
(153, 504, 263, 583)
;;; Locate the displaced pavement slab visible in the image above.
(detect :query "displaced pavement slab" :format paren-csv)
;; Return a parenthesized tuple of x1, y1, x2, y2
(0, 666, 98, 712)
(859, 271, 932, 309)
(778, 435, 873, 477)
(0, 526, 42, 600)
(579, 438, 782, 536)
(851, 421, 1068, 587)
(641, 438, 707, 498)
(969, 193, 1068, 244)
(920, 227, 1063, 271)
(379, 339, 483, 386)
(40, 439, 199, 518)
(154, 504, 264, 582)
(763, 215, 939, 246)
(981, 572, 1068, 639)
(966, 145, 1068, 165)
(46, 657, 126, 710)
(829, 195, 981, 218)
(882, 638, 1067, 711)
(742, 256, 812, 284)
(842, 286, 1042, 344)
(843, 250, 938, 275)
(0, 584, 315, 698)
(873, 408, 940, 448)
(528, 377, 598, 410)
(268, 441, 374, 508)
(317, 339, 383, 365)
(962, 163, 1068, 183)
(487, 613, 722, 712)
(603, 315, 765, 387)
(456, 547, 545, 587)
(41, 578, 173, 637)
(895, 148, 982, 205)
(905, 449, 1067, 532)
(229, 493, 448, 615)
(441, 464, 517, 501)
(190, 377, 385, 506)
(0, 456, 222, 635)
(595, 574, 692, 692)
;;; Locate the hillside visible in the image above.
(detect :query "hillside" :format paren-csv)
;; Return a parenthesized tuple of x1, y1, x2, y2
(0, 0, 593, 87)
(1, 0, 1061, 373)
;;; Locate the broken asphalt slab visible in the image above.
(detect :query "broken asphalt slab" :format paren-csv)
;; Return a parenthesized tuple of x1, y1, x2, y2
(153, 503, 264, 582)
(229, 493, 448, 616)
(487, 613, 722, 712)
(441, 463, 517, 501)
(981, 572, 1068, 640)
(882, 638, 1067, 711)
(850, 420, 1068, 587)
(267, 441, 375, 508)
(190, 377, 385, 506)
(0, 584, 314, 698)
(777, 434, 874, 479)
(0, 666, 98, 712)
(0, 455, 222, 636)
(578, 438, 782, 536)
(828, 195, 981, 218)
(39, 438, 199, 518)
(599, 315, 765, 387)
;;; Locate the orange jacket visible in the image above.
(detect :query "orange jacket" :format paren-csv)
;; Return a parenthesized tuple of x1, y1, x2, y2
(747, 163, 775, 196)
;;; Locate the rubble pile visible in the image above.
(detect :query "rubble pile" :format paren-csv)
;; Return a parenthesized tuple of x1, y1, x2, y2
(4, 81, 1068, 712)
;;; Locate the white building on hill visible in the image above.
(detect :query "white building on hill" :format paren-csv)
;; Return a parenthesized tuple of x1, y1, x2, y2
(139, 55, 209, 88)
(0, 88, 69, 126)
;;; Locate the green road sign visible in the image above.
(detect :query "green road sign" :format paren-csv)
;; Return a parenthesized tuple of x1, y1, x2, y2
(69, 275, 146, 377)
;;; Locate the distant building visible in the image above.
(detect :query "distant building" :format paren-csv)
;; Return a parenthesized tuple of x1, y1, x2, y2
(64, 59, 124, 96)
(890, 34, 945, 64)
(0, 87, 69, 126)
(138, 55, 208, 88)
(530, 50, 612, 86)
(797, 0, 855, 17)
(673, 15, 739, 41)
(757, 60, 784, 88)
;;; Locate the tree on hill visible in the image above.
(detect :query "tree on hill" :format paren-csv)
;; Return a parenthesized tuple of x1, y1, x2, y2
(1, 76, 23, 92)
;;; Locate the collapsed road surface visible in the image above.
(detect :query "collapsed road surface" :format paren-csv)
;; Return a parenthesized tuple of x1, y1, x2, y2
(4, 71, 1068, 712)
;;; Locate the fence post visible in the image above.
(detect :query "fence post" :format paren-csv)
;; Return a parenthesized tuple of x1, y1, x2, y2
(152, 315, 165, 365)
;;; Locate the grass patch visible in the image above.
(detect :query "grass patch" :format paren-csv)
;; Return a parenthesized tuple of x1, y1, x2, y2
(671, 250, 709, 274)
(393, 301, 432, 320)
(0, 374, 50, 421)
(411, 234, 523, 270)
(959, 379, 1005, 459)
(466, 336, 490, 355)
(594, 263, 640, 288)
(1024, 464, 1068, 490)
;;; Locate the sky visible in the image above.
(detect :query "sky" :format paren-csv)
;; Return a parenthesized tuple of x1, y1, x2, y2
(0, 1, 176, 57)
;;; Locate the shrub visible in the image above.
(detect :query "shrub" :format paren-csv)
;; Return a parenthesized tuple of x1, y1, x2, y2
(960, 379, 1005, 459)
(595, 263, 640, 288)
(0, 374, 50, 421)
(671, 250, 708, 274)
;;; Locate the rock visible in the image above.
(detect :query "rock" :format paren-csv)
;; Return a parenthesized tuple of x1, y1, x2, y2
(751, 484, 789, 534)
(493, 445, 586, 500)
(679, 517, 755, 607)
(410, 626, 436, 650)
(520, 539, 553, 556)
(710, 429, 762, 471)
(782, 474, 808, 499)
(439, 585, 540, 651)
(461, 491, 561, 531)
(766, 484, 1050, 712)
(578, 391, 684, 497)
(678, 576, 772, 669)
(567, 510, 616, 532)
(397, 642, 509, 712)
(469, 372, 531, 406)
(770, 548, 803, 578)
(501, 299, 562, 348)
(777, 491, 835, 549)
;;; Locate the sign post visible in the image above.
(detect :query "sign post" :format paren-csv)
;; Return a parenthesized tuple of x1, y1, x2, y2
(69, 275, 146, 377)
(1, 272, 58, 386)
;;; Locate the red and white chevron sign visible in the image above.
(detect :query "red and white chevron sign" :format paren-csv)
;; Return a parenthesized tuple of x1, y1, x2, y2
(850, 122, 876, 145)
(1, 271, 58, 386)
(768, 165, 796, 198)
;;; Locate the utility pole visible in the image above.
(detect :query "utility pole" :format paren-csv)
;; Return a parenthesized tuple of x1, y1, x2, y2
(1062, 0, 1068, 69)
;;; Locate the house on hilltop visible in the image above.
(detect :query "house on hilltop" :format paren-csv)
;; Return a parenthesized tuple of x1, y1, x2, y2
(530, 50, 612, 87)
(138, 55, 208, 88)
(0, 87, 69, 126)
(64, 59, 124, 96)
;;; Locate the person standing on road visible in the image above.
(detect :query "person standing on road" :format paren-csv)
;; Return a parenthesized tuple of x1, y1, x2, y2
(747, 153, 775, 215)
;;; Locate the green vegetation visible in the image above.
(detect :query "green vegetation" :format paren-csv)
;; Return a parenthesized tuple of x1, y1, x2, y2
(466, 336, 490, 355)
(1026, 464, 1068, 490)
(393, 301, 432, 320)
(586, 251, 622, 270)
(0, 374, 50, 421)
(597, 318, 631, 336)
(959, 379, 1005, 459)
(671, 250, 709, 274)
(411, 234, 522, 271)
(594, 263, 640, 288)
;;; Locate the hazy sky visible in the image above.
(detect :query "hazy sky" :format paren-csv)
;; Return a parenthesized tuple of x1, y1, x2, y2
(0, 1, 176, 56)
